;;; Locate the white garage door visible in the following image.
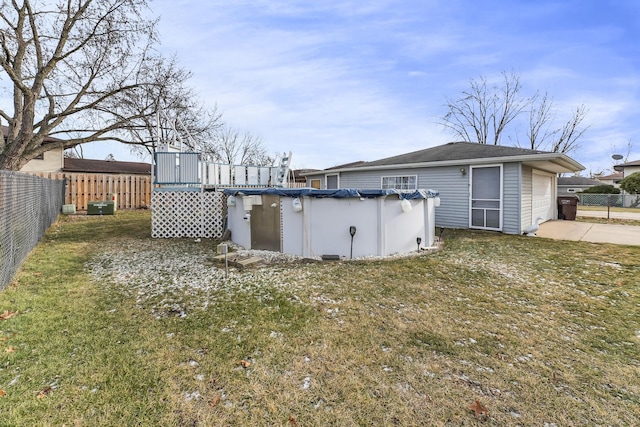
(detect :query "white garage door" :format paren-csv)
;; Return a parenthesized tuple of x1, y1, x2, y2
(532, 173, 554, 221)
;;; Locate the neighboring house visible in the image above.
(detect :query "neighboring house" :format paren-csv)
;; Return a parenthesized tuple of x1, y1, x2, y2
(62, 158, 151, 175)
(594, 172, 623, 187)
(19, 147, 64, 173)
(305, 161, 365, 189)
(557, 176, 601, 195)
(303, 142, 584, 235)
(614, 160, 640, 178)
(7, 124, 151, 175)
(289, 169, 319, 186)
(4, 124, 65, 173)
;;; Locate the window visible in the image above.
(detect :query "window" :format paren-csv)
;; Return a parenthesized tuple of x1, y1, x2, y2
(381, 175, 417, 190)
(34, 153, 44, 160)
(326, 174, 339, 189)
(310, 179, 321, 189)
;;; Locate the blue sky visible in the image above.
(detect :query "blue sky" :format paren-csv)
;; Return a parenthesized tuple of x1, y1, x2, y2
(83, 0, 640, 175)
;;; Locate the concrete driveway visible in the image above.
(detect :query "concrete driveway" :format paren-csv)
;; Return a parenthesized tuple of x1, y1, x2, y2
(537, 220, 640, 246)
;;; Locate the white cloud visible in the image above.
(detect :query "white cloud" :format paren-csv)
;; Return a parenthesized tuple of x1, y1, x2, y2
(83, 0, 640, 173)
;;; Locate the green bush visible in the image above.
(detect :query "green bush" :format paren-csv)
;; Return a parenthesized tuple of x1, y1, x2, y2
(619, 172, 640, 194)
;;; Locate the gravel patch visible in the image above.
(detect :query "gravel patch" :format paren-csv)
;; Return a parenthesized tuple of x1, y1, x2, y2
(86, 239, 438, 318)
(86, 240, 315, 318)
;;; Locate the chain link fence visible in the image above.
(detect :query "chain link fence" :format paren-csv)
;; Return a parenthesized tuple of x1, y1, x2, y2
(1, 170, 65, 290)
(577, 193, 640, 208)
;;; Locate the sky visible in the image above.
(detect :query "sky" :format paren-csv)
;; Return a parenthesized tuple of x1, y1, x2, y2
(81, 0, 640, 175)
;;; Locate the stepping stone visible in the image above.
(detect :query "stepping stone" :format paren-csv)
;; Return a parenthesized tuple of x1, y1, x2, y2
(234, 257, 264, 268)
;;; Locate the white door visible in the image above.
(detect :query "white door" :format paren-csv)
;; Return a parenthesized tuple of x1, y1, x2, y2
(532, 173, 554, 221)
(470, 165, 502, 231)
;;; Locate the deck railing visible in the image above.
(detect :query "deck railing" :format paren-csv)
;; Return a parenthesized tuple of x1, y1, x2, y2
(154, 152, 286, 187)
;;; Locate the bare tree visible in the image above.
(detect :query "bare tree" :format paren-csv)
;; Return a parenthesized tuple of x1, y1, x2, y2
(114, 54, 223, 158)
(526, 92, 558, 150)
(64, 145, 84, 159)
(0, 0, 158, 170)
(622, 139, 634, 163)
(442, 71, 529, 145)
(549, 104, 589, 154)
(443, 71, 590, 154)
(208, 126, 272, 166)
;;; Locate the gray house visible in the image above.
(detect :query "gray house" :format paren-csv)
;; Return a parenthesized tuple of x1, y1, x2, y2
(614, 159, 640, 178)
(304, 142, 584, 235)
(557, 176, 601, 195)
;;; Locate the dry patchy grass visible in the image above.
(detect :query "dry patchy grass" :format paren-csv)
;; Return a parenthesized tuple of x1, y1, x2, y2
(1, 211, 639, 426)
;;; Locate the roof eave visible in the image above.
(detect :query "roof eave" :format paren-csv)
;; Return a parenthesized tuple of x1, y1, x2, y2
(305, 153, 585, 176)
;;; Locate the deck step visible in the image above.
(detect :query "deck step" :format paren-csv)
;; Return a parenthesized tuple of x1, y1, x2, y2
(234, 257, 264, 267)
(211, 254, 265, 268)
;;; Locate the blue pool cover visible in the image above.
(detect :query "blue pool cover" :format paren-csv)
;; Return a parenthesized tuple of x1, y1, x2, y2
(222, 188, 439, 199)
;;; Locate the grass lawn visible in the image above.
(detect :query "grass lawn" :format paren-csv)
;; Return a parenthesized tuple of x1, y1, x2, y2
(1, 210, 639, 426)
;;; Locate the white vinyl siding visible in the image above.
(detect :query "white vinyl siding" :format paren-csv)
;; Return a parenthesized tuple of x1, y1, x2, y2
(381, 175, 417, 190)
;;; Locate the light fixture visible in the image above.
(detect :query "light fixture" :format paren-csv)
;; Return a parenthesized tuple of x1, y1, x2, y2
(460, 167, 467, 176)
(349, 226, 357, 259)
(292, 197, 302, 212)
(416, 237, 422, 252)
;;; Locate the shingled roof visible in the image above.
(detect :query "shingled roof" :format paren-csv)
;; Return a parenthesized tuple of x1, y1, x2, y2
(557, 176, 601, 186)
(309, 141, 584, 175)
(63, 158, 151, 175)
(349, 142, 549, 168)
(616, 159, 640, 167)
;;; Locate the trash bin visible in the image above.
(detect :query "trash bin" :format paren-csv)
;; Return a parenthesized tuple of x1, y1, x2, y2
(557, 195, 579, 220)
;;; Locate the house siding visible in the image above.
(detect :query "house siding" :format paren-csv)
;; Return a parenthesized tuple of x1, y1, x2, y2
(419, 166, 469, 229)
(20, 147, 63, 173)
(521, 165, 533, 233)
(624, 166, 640, 178)
(338, 168, 417, 189)
(304, 155, 571, 235)
(308, 166, 470, 229)
(502, 162, 521, 234)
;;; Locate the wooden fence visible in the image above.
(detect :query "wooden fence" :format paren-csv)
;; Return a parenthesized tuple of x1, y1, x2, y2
(31, 172, 151, 211)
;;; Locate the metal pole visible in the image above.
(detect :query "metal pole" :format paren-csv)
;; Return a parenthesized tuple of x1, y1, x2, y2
(350, 235, 353, 259)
